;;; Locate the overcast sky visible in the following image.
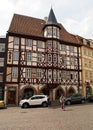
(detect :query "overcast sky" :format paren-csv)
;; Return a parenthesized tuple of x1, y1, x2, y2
(0, 0, 93, 39)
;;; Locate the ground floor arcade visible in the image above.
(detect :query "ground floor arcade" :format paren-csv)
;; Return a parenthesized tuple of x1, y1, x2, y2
(4, 83, 80, 105)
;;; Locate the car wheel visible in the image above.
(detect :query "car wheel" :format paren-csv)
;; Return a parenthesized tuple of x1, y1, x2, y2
(66, 100, 71, 105)
(81, 100, 85, 104)
(22, 103, 29, 108)
(42, 102, 48, 107)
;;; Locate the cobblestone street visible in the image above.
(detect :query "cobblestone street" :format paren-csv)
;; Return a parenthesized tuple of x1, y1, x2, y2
(0, 104, 93, 130)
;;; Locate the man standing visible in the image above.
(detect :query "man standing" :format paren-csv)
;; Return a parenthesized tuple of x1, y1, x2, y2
(60, 94, 66, 110)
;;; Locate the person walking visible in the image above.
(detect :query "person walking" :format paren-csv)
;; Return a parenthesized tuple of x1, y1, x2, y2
(60, 94, 66, 110)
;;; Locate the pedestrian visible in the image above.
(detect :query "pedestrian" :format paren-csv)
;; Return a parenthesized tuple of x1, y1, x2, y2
(48, 96, 51, 107)
(59, 94, 66, 110)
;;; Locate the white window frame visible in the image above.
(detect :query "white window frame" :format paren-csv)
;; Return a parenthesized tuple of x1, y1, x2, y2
(47, 27, 52, 36)
(69, 46, 74, 53)
(37, 54, 42, 62)
(53, 54, 57, 62)
(37, 41, 42, 48)
(0, 58, 4, 66)
(0, 44, 5, 52)
(12, 67, 18, 78)
(14, 37, 19, 45)
(37, 69, 42, 78)
(70, 57, 74, 65)
(13, 51, 19, 61)
(26, 39, 32, 46)
(61, 44, 66, 52)
(48, 54, 52, 62)
(27, 52, 32, 61)
(25, 68, 31, 78)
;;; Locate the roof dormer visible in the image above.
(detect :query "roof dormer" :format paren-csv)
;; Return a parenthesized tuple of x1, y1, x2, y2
(44, 8, 60, 39)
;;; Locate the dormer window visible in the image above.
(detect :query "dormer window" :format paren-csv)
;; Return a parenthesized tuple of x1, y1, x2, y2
(44, 26, 60, 39)
(47, 27, 52, 36)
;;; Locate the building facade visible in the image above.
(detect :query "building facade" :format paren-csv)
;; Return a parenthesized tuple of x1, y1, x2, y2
(77, 36, 93, 97)
(5, 8, 82, 105)
(0, 37, 6, 100)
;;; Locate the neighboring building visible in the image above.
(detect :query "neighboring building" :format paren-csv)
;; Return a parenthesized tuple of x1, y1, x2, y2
(0, 37, 6, 100)
(5, 8, 82, 105)
(77, 36, 93, 97)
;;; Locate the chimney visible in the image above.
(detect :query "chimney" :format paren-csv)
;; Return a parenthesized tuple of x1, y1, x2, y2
(44, 17, 48, 22)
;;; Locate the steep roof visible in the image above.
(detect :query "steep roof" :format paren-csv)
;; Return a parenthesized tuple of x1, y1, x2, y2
(46, 8, 58, 26)
(8, 14, 80, 44)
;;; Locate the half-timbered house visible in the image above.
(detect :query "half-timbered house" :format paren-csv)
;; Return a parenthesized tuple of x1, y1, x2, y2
(5, 8, 82, 105)
(0, 37, 6, 100)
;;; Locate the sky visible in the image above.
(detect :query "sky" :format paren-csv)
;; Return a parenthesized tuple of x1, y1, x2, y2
(0, 0, 93, 39)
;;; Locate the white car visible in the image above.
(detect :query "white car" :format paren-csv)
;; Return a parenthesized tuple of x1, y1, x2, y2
(19, 95, 49, 108)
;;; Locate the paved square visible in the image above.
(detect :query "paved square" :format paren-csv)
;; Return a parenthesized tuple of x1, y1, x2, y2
(0, 104, 93, 130)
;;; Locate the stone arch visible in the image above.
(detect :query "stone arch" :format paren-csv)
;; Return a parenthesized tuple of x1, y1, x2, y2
(68, 87, 76, 96)
(41, 86, 50, 96)
(86, 86, 92, 97)
(20, 85, 37, 99)
(55, 87, 65, 99)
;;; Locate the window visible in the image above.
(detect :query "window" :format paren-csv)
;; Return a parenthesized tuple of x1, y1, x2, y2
(85, 71, 88, 79)
(69, 46, 74, 53)
(62, 56, 66, 65)
(48, 70, 52, 79)
(47, 28, 52, 36)
(61, 45, 66, 52)
(44, 26, 60, 38)
(25, 68, 31, 78)
(37, 41, 42, 48)
(70, 58, 74, 65)
(37, 69, 42, 78)
(12, 67, 18, 78)
(48, 54, 52, 62)
(13, 51, 19, 61)
(61, 71, 66, 79)
(70, 73, 74, 80)
(90, 72, 92, 79)
(0, 58, 4, 66)
(53, 70, 56, 79)
(88, 51, 91, 56)
(14, 37, 19, 45)
(0, 73, 3, 82)
(56, 28, 59, 38)
(0, 44, 5, 52)
(48, 41, 52, 49)
(89, 61, 92, 68)
(53, 27, 56, 36)
(53, 41, 57, 49)
(84, 61, 88, 67)
(26, 39, 32, 46)
(53, 54, 57, 62)
(37, 54, 42, 62)
(84, 49, 86, 55)
(27, 52, 32, 61)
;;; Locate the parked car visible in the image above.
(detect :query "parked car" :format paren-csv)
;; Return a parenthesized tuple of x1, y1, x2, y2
(19, 95, 49, 108)
(0, 100, 6, 109)
(86, 95, 93, 102)
(65, 93, 86, 105)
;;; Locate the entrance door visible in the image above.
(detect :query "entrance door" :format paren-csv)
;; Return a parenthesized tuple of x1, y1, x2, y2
(8, 89, 16, 104)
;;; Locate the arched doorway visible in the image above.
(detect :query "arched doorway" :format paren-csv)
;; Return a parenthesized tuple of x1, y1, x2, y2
(68, 87, 75, 96)
(22, 88, 34, 99)
(41, 87, 49, 96)
(86, 86, 92, 97)
(55, 88, 65, 99)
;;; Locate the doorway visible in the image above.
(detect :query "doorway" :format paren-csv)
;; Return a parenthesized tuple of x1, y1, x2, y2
(7, 87, 16, 104)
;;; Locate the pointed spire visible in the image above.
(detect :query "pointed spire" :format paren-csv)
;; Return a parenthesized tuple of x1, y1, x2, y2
(46, 8, 58, 26)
